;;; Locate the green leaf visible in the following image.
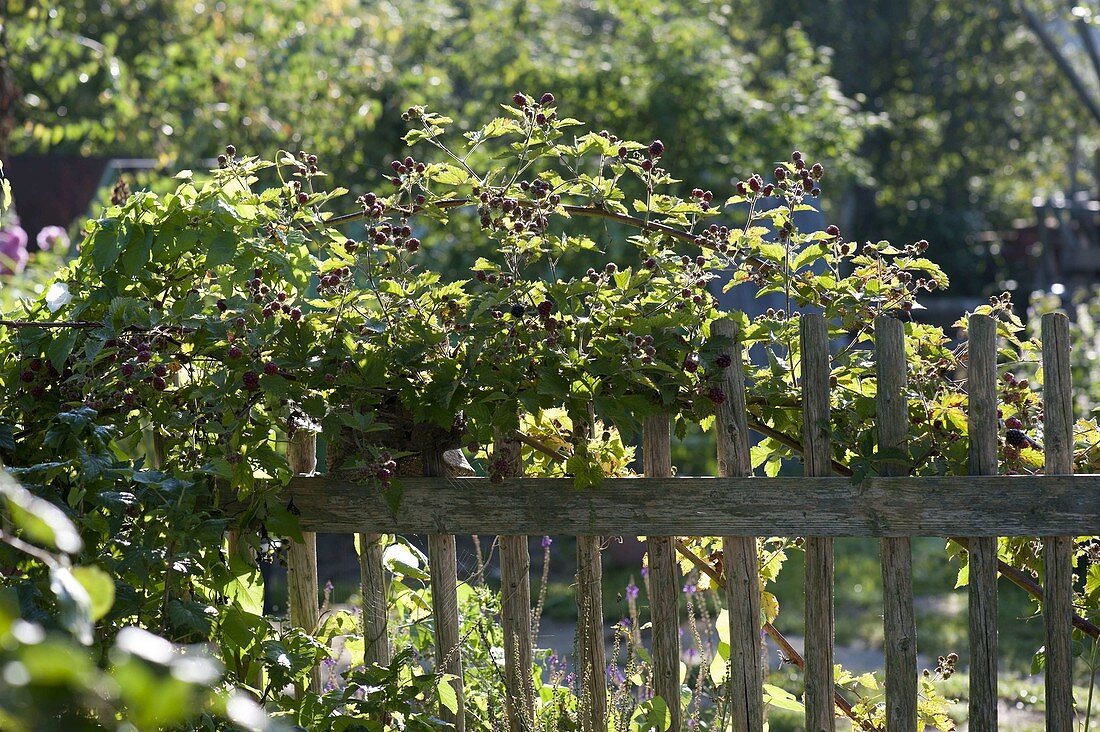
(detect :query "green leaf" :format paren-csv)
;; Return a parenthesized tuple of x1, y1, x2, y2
(71, 565, 116, 621)
(437, 676, 459, 714)
(50, 567, 94, 645)
(0, 473, 82, 554)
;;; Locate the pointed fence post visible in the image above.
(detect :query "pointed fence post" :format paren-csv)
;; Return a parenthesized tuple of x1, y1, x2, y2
(287, 429, 320, 695)
(713, 318, 764, 731)
(800, 314, 835, 732)
(874, 316, 917, 730)
(1041, 312, 1075, 732)
(966, 314, 999, 731)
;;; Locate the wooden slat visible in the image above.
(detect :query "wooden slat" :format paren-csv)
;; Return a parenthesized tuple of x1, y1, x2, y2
(426, 447, 464, 731)
(801, 314, 835, 732)
(494, 431, 533, 732)
(576, 534, 607, 731)
(966, 314, 999, 731)
(286, 430, 320, 695)
(644, 414, 681, 732)
(1042, 312, 1075, 732)
(279, 474, 1100, 536)
(875, 316, 917, 731)
(714, 318, 764, 731)
(358, 532, 391, 666)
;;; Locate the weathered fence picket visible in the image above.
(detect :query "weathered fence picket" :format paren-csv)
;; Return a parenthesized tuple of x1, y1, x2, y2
(1042, 312, 1075, 732)
(245, 312, 1100, 729)
(286, 430, 320, 695)
(425, 446, 464, 731)
(875, 316, 918, 730)
(643, 413, 681, 731)
(713, 319, 764, 731)
(800, 314, 835, 732)
(966, 314, 999, 731)
(494, 430, 534, 732)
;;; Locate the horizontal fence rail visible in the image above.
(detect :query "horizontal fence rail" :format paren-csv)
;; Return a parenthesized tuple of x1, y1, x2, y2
(277, 474, 1100, 536)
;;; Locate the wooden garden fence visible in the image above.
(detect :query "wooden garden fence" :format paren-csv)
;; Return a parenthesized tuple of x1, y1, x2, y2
(275, 313, 1100, 732)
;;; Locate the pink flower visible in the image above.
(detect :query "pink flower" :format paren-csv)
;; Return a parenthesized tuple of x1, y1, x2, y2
(0, 225, 29, 275)
(36, 225, 69, 252)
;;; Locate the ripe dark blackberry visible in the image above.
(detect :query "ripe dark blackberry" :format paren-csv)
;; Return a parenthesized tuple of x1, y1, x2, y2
(153, 364, 168, 377)
(405, 238, 420, 252)
(706, 386, 727, 404)
(1006, 428, 1039, 449)
(243, 371, 260, 390)
(513, 92, 527, 107)
(641, 159, 653, 172)
(510, 303, 526, 318)
(537, 300, 554, 316)
(20, 370, 34, 383)
(825, 225, 841, 237)
(137, 350, 152, 363)
(121, 362, 135, 378)
(264, 362, 279, 376)
(715, 353, 732, 369)
(648, 140, 665, 157)
(811, 162, 825, 179)
(217, 299, 228, 312)
(152, 376, 167, 391)
(540, 92, 555, 105)
(683, 356, 699, 373)
(229, 346, 244, 360)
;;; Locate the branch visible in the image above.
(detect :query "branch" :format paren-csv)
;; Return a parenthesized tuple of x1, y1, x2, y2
(1071, 1, 1100, 86)
(1018, 1, 1100, 126)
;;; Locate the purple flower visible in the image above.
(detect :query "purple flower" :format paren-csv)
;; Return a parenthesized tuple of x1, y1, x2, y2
(625, 580, 639, 602)
(541, 535, 552, 549)
(35, 225, 68, 252)
(682, 582, 696, 596)
(620, 617, 632, 629)
(0, 225, 29, 275)
(640, 566, 648, 579)
(325, 579, 334, 593)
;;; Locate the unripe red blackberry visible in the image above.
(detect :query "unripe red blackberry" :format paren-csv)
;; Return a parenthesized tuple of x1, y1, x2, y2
(648, 140, 665, 157)
(644, 257, 658, 269)
(617, 146, 627, 158)
(415, 194, 426, 206)
(297, 192, 309, 204)
(225, 144, 236, 156)
(1005, 416, 1024, 430)
(374, 230, 389, 245)
(605, 263, 617, 274)
(152, 376, 167, 391)
(692, 188, 704, 198)
(762, 184, 774, 196)
(405, 238, 420, 252)
(540, 92, 555, 105)
(535, 113, 547, 125)
(537, 300, 554, 316)
(641, 159, 653, 172)
(791, 150, 803, 162)
(20, 370, 35, 383)
(404, 156, 415, 168)
(264, 362, 279, 376)
(229, 346, 243, 360)
(683, 356, 699, 373)
(513, 92, 527, 107)
(735, 181, 747, 195)
(216, 298, 228, 312)
(774, 167, 786, 180)
(153, 364, 168, 377)
(243, 371, 260, 390)
(811, 162, 824, 179)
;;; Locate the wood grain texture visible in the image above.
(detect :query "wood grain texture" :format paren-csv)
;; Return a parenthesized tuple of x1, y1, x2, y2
(278, 474, 1100, 536)
(714, 318, 764, 732)
(644, 414, 681, 732)
(966, 314, 998, 732)
(801, 314, 835, 732)
(493, 431, 533, 732)
(875, 316, 917, 732)
(358, 532, 391, 667)
(1042, 313, 1075, 732)
(425, 447, 464, 731)
(286, 431, 320, 695)
(575, 534, 607, 731)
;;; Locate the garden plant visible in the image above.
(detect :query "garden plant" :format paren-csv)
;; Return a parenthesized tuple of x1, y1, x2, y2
(0, 94, 1098, 730)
